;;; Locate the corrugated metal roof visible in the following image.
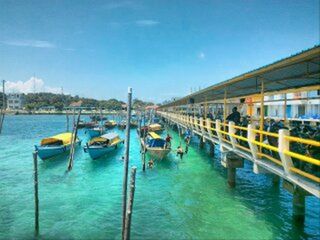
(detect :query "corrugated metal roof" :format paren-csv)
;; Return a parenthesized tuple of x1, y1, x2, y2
(160, 45, 320, 107)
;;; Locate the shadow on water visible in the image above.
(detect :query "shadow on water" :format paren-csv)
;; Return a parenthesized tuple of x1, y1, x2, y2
(39, 152, 70, 169)
(88, 147, 125, 171)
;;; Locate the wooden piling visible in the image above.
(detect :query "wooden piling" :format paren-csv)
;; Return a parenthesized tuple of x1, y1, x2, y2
(199, 136, 204, 149)
(124, 167, 137, 240)
(209, 142, 215, 157)
(225, 152, 244, 188)
(0, 80, 6, 134)
(67, 110, 81, 171)
(293, 189, 306, 224)
(33, 152, 39, 237)
(122, 87, 132, 239)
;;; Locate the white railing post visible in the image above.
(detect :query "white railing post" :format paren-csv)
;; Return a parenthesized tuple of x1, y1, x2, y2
(248, 124, 258, 160)
(206, 118, 213, 138)
(228, 121, 237, 149)
(200, 117, 205, 136)
(216, 119, 225, 152)
(279, 129, 294, 175)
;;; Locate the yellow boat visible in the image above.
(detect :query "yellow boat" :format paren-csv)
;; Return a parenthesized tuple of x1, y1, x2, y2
(35, 133, 80, 160)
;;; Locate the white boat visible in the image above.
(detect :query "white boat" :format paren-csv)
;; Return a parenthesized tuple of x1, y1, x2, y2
(141, 132, 171, 160)
(35, 132, 80, 160)
(84, 132, 124, 159)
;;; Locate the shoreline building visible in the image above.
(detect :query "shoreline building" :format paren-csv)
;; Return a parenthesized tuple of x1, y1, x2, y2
(6, 93, 24, 110)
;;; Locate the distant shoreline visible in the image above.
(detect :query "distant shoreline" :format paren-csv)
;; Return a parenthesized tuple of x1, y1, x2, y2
(2, 110, 126, 116)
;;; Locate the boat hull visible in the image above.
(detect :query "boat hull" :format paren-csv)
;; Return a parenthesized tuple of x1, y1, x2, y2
(35, 142, 80, 160)
(140, 138, 170, 160)
(146, 147, 171, 160)
(84, 144, 120, 159)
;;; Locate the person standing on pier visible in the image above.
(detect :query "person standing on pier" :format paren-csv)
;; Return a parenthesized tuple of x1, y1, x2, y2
(226, 107, 241, 125)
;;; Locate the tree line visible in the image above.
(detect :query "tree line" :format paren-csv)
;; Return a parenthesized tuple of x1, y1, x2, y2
(1, 92, 155, 111)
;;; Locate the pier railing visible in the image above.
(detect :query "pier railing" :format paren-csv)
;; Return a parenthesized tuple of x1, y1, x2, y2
(158, 111, 320, 198)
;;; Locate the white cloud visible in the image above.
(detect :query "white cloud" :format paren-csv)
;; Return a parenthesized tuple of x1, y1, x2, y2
(198, 52, 205, 59)
(135, 20, 159, 26)
(1, 39, 56, 48)
(5, 77, 61, 94)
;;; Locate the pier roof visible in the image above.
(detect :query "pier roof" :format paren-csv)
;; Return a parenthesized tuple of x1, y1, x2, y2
(160, 45, 320, 107)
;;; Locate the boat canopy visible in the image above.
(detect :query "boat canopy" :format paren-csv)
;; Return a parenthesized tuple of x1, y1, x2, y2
(41, 133, 72, 146)
(148, 132, 161, 139)
(147, 137, 166, 148)
(90, 132, 121, 145)
(149, 123, 162, 131)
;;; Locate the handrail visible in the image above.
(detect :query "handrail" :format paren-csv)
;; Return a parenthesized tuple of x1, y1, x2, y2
(290, 167, 320, 183)
(252, 129, 279, 138)
(257, 152, 282, 166)
(283, 150, 320, 166)
(285, 135, 320, 147)
(159, 112, 320, 184)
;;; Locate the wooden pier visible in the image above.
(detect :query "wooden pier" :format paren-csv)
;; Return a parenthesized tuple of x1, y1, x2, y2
(157, 46, 320, 223)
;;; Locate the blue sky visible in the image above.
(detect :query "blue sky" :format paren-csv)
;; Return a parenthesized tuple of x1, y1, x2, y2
(0, 0, 319, 102)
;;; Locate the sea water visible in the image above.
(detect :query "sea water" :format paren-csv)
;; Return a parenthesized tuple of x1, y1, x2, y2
(0, 115, 319, 240)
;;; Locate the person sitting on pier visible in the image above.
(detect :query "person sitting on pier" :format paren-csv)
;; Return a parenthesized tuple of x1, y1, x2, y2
(226, 107, 241, 125)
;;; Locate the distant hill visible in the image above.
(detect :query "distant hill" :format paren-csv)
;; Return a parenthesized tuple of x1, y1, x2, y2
(2, 92, 154, 111)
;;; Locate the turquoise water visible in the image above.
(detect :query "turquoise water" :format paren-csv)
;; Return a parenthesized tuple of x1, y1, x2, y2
(0, 115, 319, 240)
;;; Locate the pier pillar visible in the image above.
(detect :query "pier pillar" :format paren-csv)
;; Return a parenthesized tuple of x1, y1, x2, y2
(293, 190, 305, 224)
(199, 136, 205, 149)
(223, 152, 244, 188)
(209, 142, 215, 157)
(283, 180, 308, 225)
(272, 175, 280, 186)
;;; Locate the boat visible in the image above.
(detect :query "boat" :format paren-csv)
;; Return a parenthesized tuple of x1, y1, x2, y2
(90, 115, 107, 122)
(141, 132, 171, 160)
(85, 127, 105, 138)
(78, 121, 97, 129)
(104, 120, 117, 129)
(35, 132, 80, 160)
(118, 120, 138, 129)
(84, 132, 124, 159)
(148, 123, 163, 133)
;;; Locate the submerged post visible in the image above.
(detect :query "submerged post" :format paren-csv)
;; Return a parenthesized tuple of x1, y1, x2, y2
(122, 87, 132, 239)
(67, 110, 81, 171)
(124, 167, 137, 240)
(33, 152, 39, 237)
(142, 111, 146, 172)
(0, 80, 6, 134)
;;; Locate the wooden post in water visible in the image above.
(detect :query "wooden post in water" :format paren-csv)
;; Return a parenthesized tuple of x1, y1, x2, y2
(259, 79, 265, 153)
(124, 166, 137, 240)
(67, 110, 81, 171)
(33, 152, 39, 237)
(0, 80, 6, 134)
(142, 111, 147, 171)
(122, 87, 132, 239)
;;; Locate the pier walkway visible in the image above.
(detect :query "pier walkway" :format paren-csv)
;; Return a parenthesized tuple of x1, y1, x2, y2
(157, 46, 320, 202)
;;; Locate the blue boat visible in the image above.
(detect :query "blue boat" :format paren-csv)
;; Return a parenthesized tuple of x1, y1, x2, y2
(85, 127, 105, 138)
(35, 132, 80, 160)
(84, 132, 124, 159)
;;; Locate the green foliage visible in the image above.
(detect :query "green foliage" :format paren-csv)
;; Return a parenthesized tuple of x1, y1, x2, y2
(22, 92, 152, 110)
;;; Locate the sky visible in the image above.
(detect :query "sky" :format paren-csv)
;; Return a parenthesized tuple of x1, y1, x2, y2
(0, 0, 319, 103)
